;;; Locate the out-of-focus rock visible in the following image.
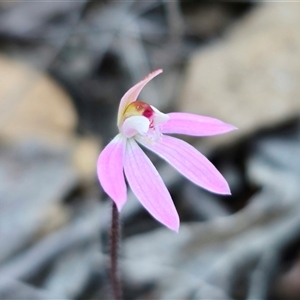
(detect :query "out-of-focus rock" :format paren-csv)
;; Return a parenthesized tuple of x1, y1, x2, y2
(72, 137, 101, 182)
(180, 3, 300, 147)
(44, 246, 94, 299)
(0, 199, 106, 281)
(124, 196, 300, 299)
(181, 183, 230, 221)
(0, 55, 102, 265)
(0, 278, 64, 300)
(0, 141, 77, 264)
(0, 1, 83, 42)
(0, 55, 77, 145)
(0, 55, 101, 178)
(248, 137, 300, 187)
(35, 204, 70, 239)
(273, 253, 300, 300)
(183, 3, 236, 39)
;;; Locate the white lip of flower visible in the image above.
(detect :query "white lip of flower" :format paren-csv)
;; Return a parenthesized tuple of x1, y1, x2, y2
(120, 104, 169, 145)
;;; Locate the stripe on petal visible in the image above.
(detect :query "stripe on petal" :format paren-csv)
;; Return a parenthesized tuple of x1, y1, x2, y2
(117, 69, 163, 126)
(124, 139, 179, 232)
(97, 134, 127, 211)
(160, 112, 237, 136)
(137, 135, 231, 195)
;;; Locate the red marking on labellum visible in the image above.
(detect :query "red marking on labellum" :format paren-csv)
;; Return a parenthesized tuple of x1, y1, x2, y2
(131, 101, 154, 118)
(122, 101, 154, 123)
(142, 106, 153, 118)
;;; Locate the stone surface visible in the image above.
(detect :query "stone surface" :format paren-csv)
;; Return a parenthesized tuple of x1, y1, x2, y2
(0, 278, 63, 300)
(183, 3, 235, 39)
(0, 54, 101, 177)
(0, 55, 77, 145)
(0, 142, 77, 263)
(180, 3, 300, 147)
(124, 191, 300, 299)
(0, 56, 101, 265)
(71, 137, 101, 181)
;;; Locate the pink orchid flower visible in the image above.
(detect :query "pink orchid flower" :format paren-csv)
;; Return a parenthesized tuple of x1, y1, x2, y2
(97, 69, 236, 232)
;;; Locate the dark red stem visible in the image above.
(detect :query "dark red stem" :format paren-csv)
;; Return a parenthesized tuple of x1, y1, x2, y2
(110, 202, 122, 300)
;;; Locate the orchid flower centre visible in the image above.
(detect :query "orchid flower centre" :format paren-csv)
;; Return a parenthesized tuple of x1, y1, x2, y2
(97, 69, 237, 232)
(119, 100, 169, 143)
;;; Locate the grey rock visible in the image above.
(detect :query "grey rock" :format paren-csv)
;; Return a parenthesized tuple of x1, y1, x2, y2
(0, 141, 79, 264)
(44, 244, 98, 299)
(180, 3, 300, 148)
(0, 278, 65, 300)
(123, 182, 300, 298)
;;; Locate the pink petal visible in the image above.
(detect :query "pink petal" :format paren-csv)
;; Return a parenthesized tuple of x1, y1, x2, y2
(97, 134, 127, 211)
(117, 69, 163, 125)
(124, 139, 179, 231)
(160, 112, 237, 136)
(137, 135, 231, 195)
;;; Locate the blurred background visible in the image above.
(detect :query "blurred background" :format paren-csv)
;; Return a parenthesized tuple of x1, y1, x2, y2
(1, 1, 300, 299)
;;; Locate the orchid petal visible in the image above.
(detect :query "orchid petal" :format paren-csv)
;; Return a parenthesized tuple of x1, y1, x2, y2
(137, 135, 231, 195)
(97, 134, 127, 211)
(150, 105, 169, 125)
(160, 112, 237, 136)
(124, 139, 179, 231)
(121, 116, 150, 138)
(117, 69, 163, 125)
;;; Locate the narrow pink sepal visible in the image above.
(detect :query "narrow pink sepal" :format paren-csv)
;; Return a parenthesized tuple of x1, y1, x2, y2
(97, 134, 127, 211)
(138, 135, 231, 195)
(160, 112, 237, 136)
(117, 69, 163, 125)
(124, 139, 179, 232)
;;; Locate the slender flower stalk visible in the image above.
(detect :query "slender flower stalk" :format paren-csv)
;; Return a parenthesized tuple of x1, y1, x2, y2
(98, 69, 236, 232)
(109, 203, 122, 300)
